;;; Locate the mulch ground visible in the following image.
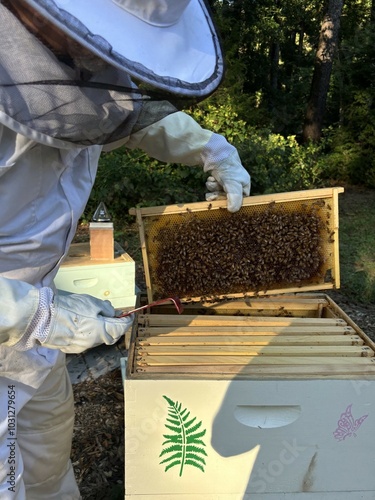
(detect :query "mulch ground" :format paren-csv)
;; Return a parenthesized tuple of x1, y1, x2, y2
(72, 369, 125, 500)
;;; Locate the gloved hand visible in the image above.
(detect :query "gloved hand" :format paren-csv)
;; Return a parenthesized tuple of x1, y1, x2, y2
(41, 293, 133, 354)
(125, 110, 251, 212)
(200, 131, 250, 212)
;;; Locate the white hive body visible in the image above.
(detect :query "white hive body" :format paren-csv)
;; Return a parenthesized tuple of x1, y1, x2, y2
(55, 242, 137, 309)
(123, 188, 375, 498)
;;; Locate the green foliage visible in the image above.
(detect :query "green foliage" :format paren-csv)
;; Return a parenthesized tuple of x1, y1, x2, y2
(319, 90, 375, 188)
(237, 128, 326, 194)
(320, 138, 370, 187)
(338, 189, 375, 304)
(84, 0, 375, 221)
(86, 147, 206, 223)
(159, 396, 207, 477)
(185, 94, 249, 143)
(211, 0, 323, 134)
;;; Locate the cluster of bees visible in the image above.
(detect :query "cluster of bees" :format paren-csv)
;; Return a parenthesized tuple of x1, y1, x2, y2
(150, 202, 328, 299)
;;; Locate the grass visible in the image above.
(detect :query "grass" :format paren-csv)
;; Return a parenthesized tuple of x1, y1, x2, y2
(337, 186, 375, 304)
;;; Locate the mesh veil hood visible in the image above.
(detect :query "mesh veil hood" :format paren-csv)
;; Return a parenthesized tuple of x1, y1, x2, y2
(0, 4, 181, 147)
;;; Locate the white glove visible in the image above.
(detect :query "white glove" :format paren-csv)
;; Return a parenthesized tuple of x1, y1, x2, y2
(125, 111, 251, 212)
(1, 278, 132, 353)
(41, 293, 133, 354)
(201, 133, 251, 212)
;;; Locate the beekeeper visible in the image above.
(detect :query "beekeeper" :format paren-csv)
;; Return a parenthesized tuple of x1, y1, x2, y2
(0, 0, 251, 498)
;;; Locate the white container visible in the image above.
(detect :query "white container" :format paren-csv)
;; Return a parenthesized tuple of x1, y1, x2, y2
(123, 377, 375, 499)
(55, 242, 137, 309)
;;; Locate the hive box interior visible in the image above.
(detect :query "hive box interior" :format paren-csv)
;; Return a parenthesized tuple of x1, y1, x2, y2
(127, 293, 375, 380)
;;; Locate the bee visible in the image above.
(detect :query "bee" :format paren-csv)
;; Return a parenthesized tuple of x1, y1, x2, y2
(312, 199, 325, 208)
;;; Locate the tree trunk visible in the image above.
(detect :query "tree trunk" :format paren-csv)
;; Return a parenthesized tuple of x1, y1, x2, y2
(270, 41, 280, 91)
(302, 0, 343, 143)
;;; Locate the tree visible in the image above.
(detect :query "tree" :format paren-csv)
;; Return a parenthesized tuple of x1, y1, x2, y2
(302, 0, 344, 142)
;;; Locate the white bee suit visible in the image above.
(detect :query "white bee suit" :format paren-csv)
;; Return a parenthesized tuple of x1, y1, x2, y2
(0, 353, 77, 499)
(0, 5, 250, 497)
(0, 118, 103, 498)
(0, 108, 251, 500)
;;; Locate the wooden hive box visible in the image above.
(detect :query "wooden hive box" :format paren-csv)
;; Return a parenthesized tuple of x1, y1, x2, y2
(123, 188, 375, 499)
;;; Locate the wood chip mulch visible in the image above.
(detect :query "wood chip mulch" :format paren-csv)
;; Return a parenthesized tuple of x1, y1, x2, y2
(71, 369, 125, 500)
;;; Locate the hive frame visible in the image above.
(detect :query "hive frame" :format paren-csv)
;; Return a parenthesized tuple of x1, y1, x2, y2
(129, 187, 344, 303)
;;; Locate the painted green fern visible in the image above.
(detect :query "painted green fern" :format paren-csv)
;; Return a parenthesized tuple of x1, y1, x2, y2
(159, 395, 207, 477)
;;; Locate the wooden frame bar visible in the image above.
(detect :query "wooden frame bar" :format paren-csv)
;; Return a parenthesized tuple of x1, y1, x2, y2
(138, 314, 348, 327)
(137, 334, 363, 346)
(138, 326, 356, 336)
(132, 364, 375, 379)
(129, 187, 344, 217)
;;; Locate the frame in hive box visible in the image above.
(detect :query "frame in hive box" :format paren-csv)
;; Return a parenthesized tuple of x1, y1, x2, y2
(123, 188, 375, 499)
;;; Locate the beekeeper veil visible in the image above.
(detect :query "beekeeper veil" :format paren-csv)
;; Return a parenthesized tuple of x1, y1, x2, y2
(0, 0, 224, 146)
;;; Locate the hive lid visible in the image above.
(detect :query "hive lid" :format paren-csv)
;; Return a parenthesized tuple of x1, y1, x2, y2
(129, 187, 344, 303)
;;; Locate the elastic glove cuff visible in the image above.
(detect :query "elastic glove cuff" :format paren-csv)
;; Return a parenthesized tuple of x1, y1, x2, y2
(13, 287, 54, 351)
(42, 293, 133, 353)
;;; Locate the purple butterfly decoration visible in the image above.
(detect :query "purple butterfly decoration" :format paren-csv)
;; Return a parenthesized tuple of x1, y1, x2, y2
(333, 404, 368, 441)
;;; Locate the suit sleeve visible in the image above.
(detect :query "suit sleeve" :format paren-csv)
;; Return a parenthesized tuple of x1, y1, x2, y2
(0, 277, 40, 347)
(124, 111, 213, 165)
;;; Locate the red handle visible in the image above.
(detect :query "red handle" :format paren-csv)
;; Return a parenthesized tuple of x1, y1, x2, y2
(118, 296, 183, 317)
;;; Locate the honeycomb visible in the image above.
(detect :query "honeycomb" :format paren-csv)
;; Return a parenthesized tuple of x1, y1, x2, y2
(137, 193, 339, 300)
